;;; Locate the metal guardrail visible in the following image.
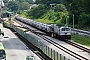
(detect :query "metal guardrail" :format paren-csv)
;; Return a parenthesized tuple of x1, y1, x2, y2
(71, 28, 90, 37)
(4, 23, 70, 60)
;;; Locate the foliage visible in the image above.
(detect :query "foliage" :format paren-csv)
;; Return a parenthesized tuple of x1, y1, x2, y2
(4, 0, 32, 13)
(37, 19, 55, 24)
(78, 12, 89, 27)
(25, 0, 35, 4)
(72, 34, 90, 47)
(26, 3, 69, 25)
(4, 0, 90, 28)
(54, 4, 67, 12)
(56, 11, 68, 25)
(20, 12, 27, 18)
(26, 4, 47, 19)
(4, 0, 34, 3)
(7, 1, 19, 12)
(40, 8, 68, 25)
(18, 2, 30, 10)
(35, 0, 71, 5)
(41, 9, 56, 21)
(0, 29, 1, 35)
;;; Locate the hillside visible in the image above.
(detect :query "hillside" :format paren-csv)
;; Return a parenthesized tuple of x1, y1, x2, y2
(25, 0, 90, 29)
(4, 0, 90, 29)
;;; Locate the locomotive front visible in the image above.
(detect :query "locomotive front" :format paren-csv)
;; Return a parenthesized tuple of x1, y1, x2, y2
(60, 26, 71, 41)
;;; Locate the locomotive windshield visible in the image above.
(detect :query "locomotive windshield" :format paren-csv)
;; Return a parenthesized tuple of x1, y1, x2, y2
(61, 28, 70, 31)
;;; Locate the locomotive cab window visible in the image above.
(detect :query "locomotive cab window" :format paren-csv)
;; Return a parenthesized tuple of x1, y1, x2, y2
(61, 28, 70, 31)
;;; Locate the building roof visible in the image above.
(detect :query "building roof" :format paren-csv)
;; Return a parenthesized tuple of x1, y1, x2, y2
(0, 0, 5, 7)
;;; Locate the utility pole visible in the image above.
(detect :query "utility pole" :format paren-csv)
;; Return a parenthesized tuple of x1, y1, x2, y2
(66, 16, 69, 27)
(73, 14, 74, 29)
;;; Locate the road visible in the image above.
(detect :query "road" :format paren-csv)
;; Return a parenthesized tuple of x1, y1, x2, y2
(0, 21, 41, 60)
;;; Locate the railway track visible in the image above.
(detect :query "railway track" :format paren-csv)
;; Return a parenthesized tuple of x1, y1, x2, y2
(32, 31, 88, 60)
(10, 20, 52, 60)
(13, 19, 89, 60)
(65, 40, 90, 53)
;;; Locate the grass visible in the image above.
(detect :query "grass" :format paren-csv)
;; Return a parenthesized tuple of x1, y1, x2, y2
(71, 34, 90, 48)
(20, 12, 27, 18)
(3, 22, 8, 26)
(8, 20, 14, 23)
(83, 26, 90, 31)
(37, 19, 55, 24)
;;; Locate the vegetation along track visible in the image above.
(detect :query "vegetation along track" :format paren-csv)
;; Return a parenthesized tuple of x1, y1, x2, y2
(65, 40, 90, 53)
(14, 20, 88, 60)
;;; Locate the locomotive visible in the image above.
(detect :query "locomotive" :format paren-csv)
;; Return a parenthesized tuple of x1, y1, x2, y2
(14, 15, 71, 41)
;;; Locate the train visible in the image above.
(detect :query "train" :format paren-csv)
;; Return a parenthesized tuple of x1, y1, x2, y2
(14, 15, 71, 41)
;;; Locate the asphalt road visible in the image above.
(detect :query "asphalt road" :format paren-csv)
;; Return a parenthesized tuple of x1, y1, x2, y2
(0, 21, 41, 60)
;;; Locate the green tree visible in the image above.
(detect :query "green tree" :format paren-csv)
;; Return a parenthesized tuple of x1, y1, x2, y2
(54, 4, 67, 12)
(19, 2, 30, 11)
(78, 12, 89, 27)
(14, 0, 25, 2)
(26, 0, 34, 4)
(26, 4, 47, 18)
(7, 1, 19, 12)
(83, 0, 90, 13)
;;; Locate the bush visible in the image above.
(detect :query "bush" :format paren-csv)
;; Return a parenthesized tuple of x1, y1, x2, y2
(78, 12, 89, 27)
(54, 4, 67, 12)
(26, 4, 47, 19)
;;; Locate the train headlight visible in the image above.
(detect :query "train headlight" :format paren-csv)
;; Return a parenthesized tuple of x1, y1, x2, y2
(64, 33, 67, 34)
